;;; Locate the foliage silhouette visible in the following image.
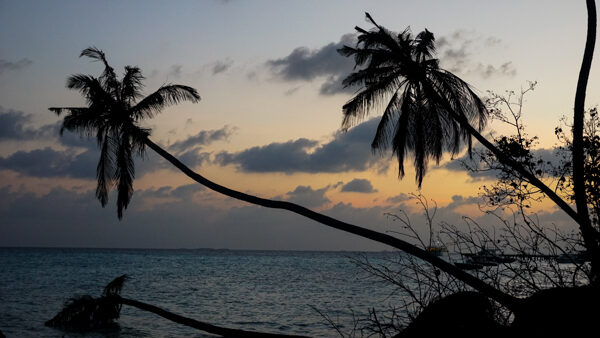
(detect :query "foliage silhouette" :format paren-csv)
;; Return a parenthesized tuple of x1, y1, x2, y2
(49, 47, 200, 219)
(338, 13, 486, 187)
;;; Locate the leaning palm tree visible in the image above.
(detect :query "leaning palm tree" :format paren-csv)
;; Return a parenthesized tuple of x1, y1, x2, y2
(50, 47, 519, 311)
(339, 13, 599, 282)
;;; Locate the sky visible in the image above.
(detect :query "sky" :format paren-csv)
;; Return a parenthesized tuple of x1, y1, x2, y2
(0, 0, 595, 250)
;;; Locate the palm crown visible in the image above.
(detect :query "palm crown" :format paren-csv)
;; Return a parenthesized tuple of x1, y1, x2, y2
(339, 13, 487, 186)
(50, 47, 200, 218)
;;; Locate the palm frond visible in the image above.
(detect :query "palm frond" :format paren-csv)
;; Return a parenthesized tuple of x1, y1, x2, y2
(96, 135, 115, 207)
(80, 47, 119, 94)
(131, 84, 200, 120)
(103, 274, 128, 297)
(46, 275, 128, 330)
(341, 73, 403, 130)
(121, 66, 144, 103)
(49, 107, 88, 117)
(114, 134, 134, 219)
(54, 107, 101, 136)
(415, 29, 436, 61)
(371, 90, 401, 151)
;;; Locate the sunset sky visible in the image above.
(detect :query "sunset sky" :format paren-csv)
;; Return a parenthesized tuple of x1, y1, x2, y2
(0, 0, 596, 250)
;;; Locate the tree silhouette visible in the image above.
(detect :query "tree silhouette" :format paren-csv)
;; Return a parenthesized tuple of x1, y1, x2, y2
(50, 47, 519, 311)
(339, 10, 600, 284)
(49, 47, 200, 219)
(338, 13, 486, 187)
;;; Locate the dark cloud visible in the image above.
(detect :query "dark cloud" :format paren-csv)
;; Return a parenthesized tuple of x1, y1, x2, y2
(340, 178, 377, 193)
(168, 126, 235, 153)
(0, 108, 57, 141)
(215, 118, 388, 174)
(0, 147, 97, 179)
(0, 185, 394, 250)
(447, 194, 481, 209)
(283, 185, 331, 208)
(138, 184, 205, 200)
(0, 107, 95, 148)
(0, 108, 32, 140)
(212, 59, 233, 75)
(0, 58, 32, 74)
(1, 180, 577, 250)
(319, 75, 356, 96)
(267, 34, 357, 95)
(386, 193, 411, 204)
(0, 129, 213, 180)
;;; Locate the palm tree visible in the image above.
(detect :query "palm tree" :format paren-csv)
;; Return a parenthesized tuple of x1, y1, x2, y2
(339, 14, 486, 187)
(49, 47, 201, 219)
(51, 47, 519, 311)
(339, 13, 599, 281)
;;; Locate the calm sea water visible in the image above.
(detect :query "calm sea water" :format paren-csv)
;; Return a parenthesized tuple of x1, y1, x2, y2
(0, 248, 403, 337)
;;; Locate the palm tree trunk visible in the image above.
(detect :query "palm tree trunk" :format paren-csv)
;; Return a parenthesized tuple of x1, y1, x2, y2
(573, 0, 599, 284)
(118, 297, 309, 337)
(143, 137, 520, 311)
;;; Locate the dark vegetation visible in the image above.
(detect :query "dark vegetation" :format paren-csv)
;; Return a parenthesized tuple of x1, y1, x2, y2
(47, 1, 600, 336)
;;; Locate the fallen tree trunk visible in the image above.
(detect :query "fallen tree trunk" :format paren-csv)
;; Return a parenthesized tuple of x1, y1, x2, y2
(46, 275, 309, 338)
(118, 296, 310, 338)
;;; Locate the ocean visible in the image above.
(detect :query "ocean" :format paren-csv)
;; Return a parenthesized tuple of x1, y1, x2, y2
(0, 248, 403, 337)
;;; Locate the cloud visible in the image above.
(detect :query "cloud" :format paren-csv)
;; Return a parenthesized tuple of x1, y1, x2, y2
(0, 113, 223, 179)
(0, 184, 396, 250)
(386, 193, 411, 204)
(0, 147, 97, 179)
(0, 58, 32, 74)
(138, 183, 205, 200)
(0, 108, 33, 140)
(0, 108, 57, 141)
(284, 86, 301, 96)
(267, 34, 357, 95)
(168, 126, 235, 153)
(283, 185, 331, 208)
(319, 75, 356, 96)
(215, 118, 388, 174)
(212, 59, 234, 75)
(437, 31, 516, 79)
(168, 64, 183, 78)
(0, 107, 98, 148)
(1, 180, 579, 251)
(340, 178, 377, 193)
(472, 62, 516, 79)
(442, 147, 562, 180)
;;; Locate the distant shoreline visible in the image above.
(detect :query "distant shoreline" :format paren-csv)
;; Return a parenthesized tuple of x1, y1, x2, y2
(0, 246, 397, 253)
